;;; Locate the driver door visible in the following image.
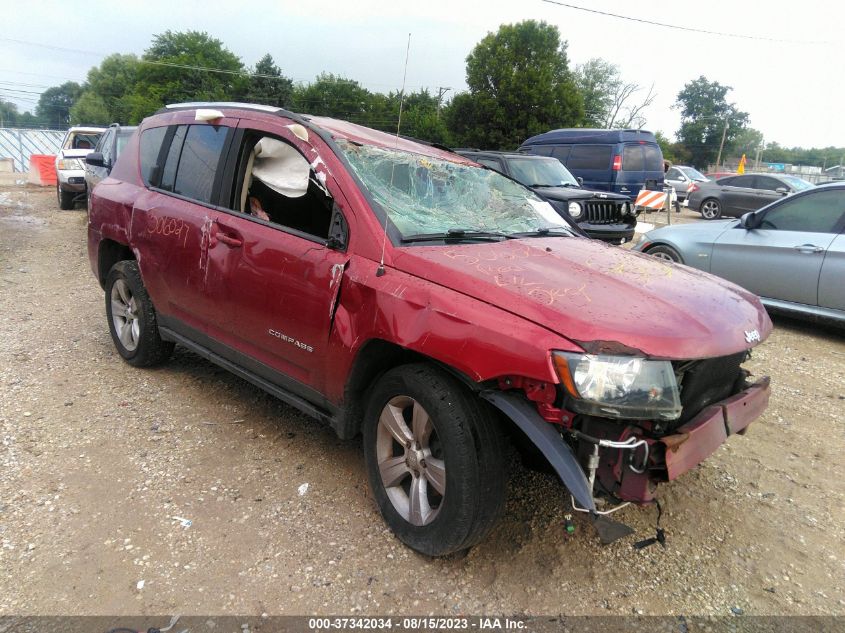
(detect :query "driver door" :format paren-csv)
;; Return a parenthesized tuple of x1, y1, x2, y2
(710, 189, 845, 306)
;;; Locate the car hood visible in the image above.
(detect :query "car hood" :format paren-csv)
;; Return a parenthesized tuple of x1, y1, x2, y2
(60, 149, 94, 159)
(534, 186, 628, 203)
(391, 237, 771, 360)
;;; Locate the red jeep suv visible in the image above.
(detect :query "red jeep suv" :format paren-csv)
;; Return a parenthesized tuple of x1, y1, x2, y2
(88, 103, 772, 555)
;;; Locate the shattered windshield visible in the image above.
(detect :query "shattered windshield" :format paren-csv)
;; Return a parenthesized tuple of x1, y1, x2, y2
(337, 141, 569, 239)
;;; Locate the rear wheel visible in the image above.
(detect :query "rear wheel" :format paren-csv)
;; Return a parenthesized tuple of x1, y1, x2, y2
(700, 198, 722, 220)
(363, 364, 506, 556)
(57, 185, 74, 210)
(105, 261, 174, 367)
(646, 244, 683, 263)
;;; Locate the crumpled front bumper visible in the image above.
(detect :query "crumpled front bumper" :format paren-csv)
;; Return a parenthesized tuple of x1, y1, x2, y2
(662, 376, 771, 480)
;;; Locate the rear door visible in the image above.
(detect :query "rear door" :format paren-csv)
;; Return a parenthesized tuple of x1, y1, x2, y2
(710, 189, 845, 306)
(819, 233, 845, 312)
(619, 143, 663, 197)
(719, 175, 758, 215)
(129, 121, 234, 335)
(753, 176, 789, 210)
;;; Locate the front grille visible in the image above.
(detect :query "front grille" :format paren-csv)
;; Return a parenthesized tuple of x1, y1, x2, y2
(583, 200, 623, 224)
(674, 352, 747, 426)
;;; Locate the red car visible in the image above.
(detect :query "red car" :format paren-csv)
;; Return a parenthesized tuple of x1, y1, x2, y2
(88, 103, 772, 555)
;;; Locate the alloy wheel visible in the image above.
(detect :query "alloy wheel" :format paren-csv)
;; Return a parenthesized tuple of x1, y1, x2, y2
(110, 278, 140, 352)
(701, 200, 720, 219)
(376, 395, 445, 526)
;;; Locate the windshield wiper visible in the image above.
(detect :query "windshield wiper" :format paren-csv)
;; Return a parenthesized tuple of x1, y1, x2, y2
(511, 227, 574, 238)
(401, 228, 516, 243)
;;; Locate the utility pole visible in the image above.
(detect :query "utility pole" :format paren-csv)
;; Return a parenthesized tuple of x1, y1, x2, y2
(715, 117, 729, 171)
(754, 138, 763, 171)
(435, 86, 451, 117)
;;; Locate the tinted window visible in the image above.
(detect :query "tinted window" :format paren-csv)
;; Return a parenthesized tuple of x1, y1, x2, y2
(98, 129, 114, 166)
(761, 190, 845, 233)
(755, 176, 785, 191)
(622, 145, 643, 171)
(139, 126, 168, 187)
(173, 125, 229, 204)
(717, 176, 736, 186)
(551, 145, 571, 162)
(730, 175, 756, 188)
(643, 144, 663, 171)
(477, 158, 504, 172)
(160, 126, 188, 192)
(530, 146, 556, 157)
(568, 145, 610, 170)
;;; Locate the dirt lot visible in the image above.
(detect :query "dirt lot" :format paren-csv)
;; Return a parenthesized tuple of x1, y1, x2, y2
(1, 186, 843, 616)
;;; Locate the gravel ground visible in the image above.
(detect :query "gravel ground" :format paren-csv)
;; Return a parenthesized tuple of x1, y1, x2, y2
(1, 186, 843, 616)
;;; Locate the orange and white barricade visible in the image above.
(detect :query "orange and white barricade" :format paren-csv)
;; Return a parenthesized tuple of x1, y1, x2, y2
(634, 189, 668, 210)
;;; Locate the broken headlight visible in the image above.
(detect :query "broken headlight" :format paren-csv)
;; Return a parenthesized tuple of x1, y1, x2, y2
(553, 351, 681, 420)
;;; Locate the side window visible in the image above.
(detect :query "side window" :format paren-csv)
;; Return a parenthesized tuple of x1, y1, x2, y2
(172, 125, 229, 204)
(98, 130, 114, 166)
(760, 190, 845, 233)
(666, 167, 682, 180)
(551, 145, 571, 163)
(477, 158, 504, 172)
(139, 126, 168, 187)
(622, 145, 644, 171)
(530, 146, 555, 157)
(569, 145, 611, 170)
(755, 176, 784, 191)
(232, 133, 335, 240)
(718, 176, 736, 186)
(159, 126, 188, 192)
(643, 144, 663, 171)
(731, 175, 756, 188)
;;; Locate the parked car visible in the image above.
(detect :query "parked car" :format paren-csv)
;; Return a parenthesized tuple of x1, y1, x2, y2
(455, 149, 637, 244)
(55, 126, 106, 209)
(635, 184, 845, 325)
(688, 173, 815, 219)
(664, 165, 709, 202)
(88, 102, 772, 555)
(84, 123, 138, 200)
(518, 128, 665, 199)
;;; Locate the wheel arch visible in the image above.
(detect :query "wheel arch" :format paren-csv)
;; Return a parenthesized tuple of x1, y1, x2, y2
(97, 239, 135, 289)
(643, 241, 686, 265)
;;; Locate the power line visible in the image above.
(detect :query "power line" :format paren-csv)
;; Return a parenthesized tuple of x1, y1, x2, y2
(540, 0, 830, 44)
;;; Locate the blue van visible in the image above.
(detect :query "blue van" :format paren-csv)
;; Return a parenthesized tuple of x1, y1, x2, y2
(519, 129, 664, 199)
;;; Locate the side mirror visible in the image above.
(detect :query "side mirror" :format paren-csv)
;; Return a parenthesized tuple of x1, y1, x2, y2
(85, 152, 106, 167)
(740, 211, 759, 229)
(576, 176, 584, 186)
(775, 187, 789, 195)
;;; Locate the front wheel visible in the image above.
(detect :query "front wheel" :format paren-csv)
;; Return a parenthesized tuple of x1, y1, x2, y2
(646, 244, 683, 263)
(363, 364, 506, 556)
(58, 185, 74, 210)
(700, 198, 722, 220)
(105, 261, 174, 367)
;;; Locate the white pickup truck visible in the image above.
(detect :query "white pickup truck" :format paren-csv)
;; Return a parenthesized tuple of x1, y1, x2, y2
(55, 126, 105, 209)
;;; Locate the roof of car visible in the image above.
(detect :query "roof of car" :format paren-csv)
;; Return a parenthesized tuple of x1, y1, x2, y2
(67, 126, 108, 133)
(161, 102, 472, 164)
(455, 149, 550, 159)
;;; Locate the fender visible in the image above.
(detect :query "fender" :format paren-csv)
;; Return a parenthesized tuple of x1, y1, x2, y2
(480, 390, 595, 512)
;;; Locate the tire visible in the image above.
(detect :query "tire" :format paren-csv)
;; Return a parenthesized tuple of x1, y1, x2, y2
(646, 244, 683, 263)
(700, 198, 722, 220)
(105, 260, 174, 367)
(58, 185, 74, 210)
(363, 363, 506, 556)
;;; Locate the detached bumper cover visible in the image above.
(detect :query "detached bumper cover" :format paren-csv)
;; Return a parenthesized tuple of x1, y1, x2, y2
(663, 376, 770, 480)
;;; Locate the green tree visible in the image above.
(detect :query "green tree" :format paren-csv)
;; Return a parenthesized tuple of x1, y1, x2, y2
(675, 77, 749, 168)
(446, 20, 584, 149)
(70, 54, 140, 125)
(129, 30, 246, 122)
(654, 130, 691, 165)
(575, 58, 655, 129)
(292, 73, 372, 121)
(729, 127, 764, 159)
(245, 54, 293, 108)
(0, 100, 20, 126)
(36, 81, 82, 127)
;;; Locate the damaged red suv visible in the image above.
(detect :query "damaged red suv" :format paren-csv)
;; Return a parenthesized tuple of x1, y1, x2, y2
(88, 103, 772, 555)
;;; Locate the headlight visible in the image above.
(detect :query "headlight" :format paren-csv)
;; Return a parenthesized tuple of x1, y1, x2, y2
(568, 202, 582, 218)
(553, 351, 681, 420)
(57, 158, 83, 170)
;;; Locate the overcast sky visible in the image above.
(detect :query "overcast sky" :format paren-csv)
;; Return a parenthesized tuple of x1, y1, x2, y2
(1, 0, 840, 148)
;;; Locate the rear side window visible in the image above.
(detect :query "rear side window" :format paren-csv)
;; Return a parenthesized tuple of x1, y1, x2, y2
(172, 125, 229, 204)
(551, 145, 571, 162)
(568, 145, 610, 170)
(622, 145, 644, 171)
(139, 126, 168, 186)
(159, 126, 188, 192)
(731, 175, 756, 188)
(643, 144, 663, 171)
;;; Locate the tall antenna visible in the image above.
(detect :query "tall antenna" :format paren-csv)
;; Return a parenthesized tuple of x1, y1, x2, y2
(376, 32, 411, 278)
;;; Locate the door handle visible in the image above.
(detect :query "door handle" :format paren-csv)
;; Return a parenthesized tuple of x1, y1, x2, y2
(211, 221, 243, 248)
(793, 244, 824, 254)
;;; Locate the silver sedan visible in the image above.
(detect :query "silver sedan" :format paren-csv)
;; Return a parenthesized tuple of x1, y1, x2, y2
(633, 184, 845, 325)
